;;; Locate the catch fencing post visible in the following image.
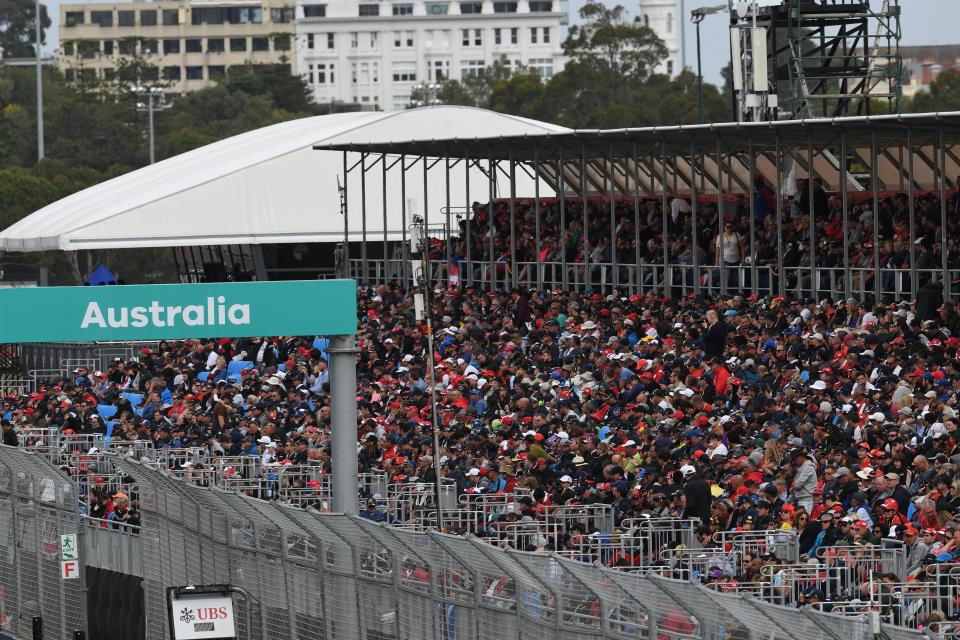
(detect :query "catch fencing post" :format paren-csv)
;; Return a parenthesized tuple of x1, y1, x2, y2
(328, 334, 359, 515)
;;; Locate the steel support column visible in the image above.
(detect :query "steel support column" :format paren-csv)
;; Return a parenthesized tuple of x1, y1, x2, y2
(660, 142, 670, 295)
(488, 155, 496, 290)
(509, 150, 517, 289)
(581, 145, 590, 290)
(840, 135, 850, 297)
(870, 132, 881, 302)
(328, 334, 359, 514)
(534, 148, 542, 290)
(808, 138, 817, 301)
(690, 140, 700, 295)
(360, 152, 368, 283)
(939, 127, 951, 300)
(908, 130, 918, 299)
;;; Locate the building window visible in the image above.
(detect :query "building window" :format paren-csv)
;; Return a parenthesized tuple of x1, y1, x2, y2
(666, 59, 674, 74)
(510, 27, 518, 44)
(528, 58, 553, 77)
(230, 7, 261, 23)
(140, 9, 157, 25)
(271, 7, 295, 22)
(459, 1, 482, 13)
(302, 5, 325, 17)
(529, 1, 552, 10)
(393, 95, 410, 110)
(186, 66, 204, 80)
(77, 39, 98, 58)
(359, 4, 379, 16)
(118, 10, 135, 26)
(530, 27, 537, 44)
(230, 37, 247, 51)
(141, 39, 158, 54)
(90, 10, 113, 27)
(327, 33, 335, 48)
(252, 37, 269, 51)
(474, 29, 482, 45)
(369, 32, 378, 48)
(493, 2, 516, 12)
(163, 66, 181, 80)
(192, 7, 222, 24)
(185, 38, 202, 52)
(351, 32, 358, 48)
(102, 67, 115, 80)
(102, 40, 113, 55)
(118, 39, 135, 54)
(432, 59, 449, 81)
(643, 14, 648, 27)
(392, 61, 416, 82)
(666, 13, 672, 33)
(394, 30, 413, 47)
(207, 38, 225, 52)
(543, 27, 550, 43)
(163, 38, 180, 54)
(461, 29, 469, 46)
(274, 34, 291, 50)
(316, 62, 334, 83)
(393, 3, 413, 15)
(426, 3, 448, 14)
(65, 11, 84, 26)
(162, 9, 179, 25)
(208, 65, 226, 79)
(63, 41, 74, 56)
(306, 33, 314, 49)
(462, 60, 484, 78)
(494, 28, 501, 45)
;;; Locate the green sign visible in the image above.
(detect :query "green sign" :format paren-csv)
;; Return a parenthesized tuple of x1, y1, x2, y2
(0, 279, 357, 342)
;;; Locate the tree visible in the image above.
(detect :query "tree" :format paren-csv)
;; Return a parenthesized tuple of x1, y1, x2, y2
(225, 64, 315, 114)
(564, 3, 667, 80)
(908, 69, 960, 113)
(0, 0, 50, 58)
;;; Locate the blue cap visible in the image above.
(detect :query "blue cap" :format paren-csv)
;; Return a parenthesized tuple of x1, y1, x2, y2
(724, 310, 737, 317)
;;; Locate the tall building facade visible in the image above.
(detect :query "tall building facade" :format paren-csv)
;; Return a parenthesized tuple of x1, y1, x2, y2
(638, 0, 679, 76)
(57, 0, 296, 93)
(295, 0, 568, 110)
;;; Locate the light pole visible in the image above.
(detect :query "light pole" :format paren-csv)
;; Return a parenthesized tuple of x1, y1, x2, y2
(411, 214, 445, 531)
(133, 85, 171, 164)
(35, 0, 44, 161)
(409, 82, 442, 108)
(691, 4, 728, 124)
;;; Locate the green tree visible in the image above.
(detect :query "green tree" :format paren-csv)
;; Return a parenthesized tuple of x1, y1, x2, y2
(225, 63, 314, 114)
(564, 2, 667, 79)
(908, 69, 960, 113)
(0, 0, 50, 58)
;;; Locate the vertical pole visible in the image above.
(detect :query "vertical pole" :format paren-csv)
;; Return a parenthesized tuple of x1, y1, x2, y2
(775, 136, 784, 296)
(147, 92, 156, 165)
(697, 19, 704, 124)
(660, 142, 670, 295)
(445, 155, 452, 276)
(840, 134, 850, 297)
(870, 132, 881, 302)
(633, 141, 641, 293)
(718, 138, 726, 297)
(423, 155, 430, 287)
(808, 138, 817, 300)
(939, 127, 950, 300)
(360, 152, 368, 283)
(534, 147, 542, 290)
(907, 129, 918, 299)
(748, 141, 757, 295)
(559, 146, 568, 289)
(401, 155, 408, 284)
(581, 144, 590, 290)
(343, 152, 350, 272)
(690, 139, 700, 295)
(609, 143, 618, 290)
(508, 149, 517, 289)
(329, 334, 359, 514)
(382, 154, 389, 278)
(465, 155, 472, 287)
(488, 156, 496, 290)
(35, 0, 44, 161)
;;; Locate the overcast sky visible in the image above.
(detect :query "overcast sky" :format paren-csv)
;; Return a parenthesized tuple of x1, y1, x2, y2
(43, 0, 958, 84)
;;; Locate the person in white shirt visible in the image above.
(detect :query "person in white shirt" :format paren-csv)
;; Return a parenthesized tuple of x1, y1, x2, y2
(715, 221, 746, 289)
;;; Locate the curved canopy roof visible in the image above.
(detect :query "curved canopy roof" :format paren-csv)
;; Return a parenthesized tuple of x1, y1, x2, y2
(0, 106, 570, 252)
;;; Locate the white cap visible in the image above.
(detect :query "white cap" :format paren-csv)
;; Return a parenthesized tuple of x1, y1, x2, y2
(869, 412, 885, 422)
(680, 464, 697, 476)
(809, 380, 827, 391)
(467, 468, 480, 476)
(257, 435, 272, 444)
(560, 475, 573, 483)
(680, 388, 695, 398)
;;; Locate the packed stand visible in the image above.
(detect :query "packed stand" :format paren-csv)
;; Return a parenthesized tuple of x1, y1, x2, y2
(446, 186, 960, 296)
(6, 284, 960, 628)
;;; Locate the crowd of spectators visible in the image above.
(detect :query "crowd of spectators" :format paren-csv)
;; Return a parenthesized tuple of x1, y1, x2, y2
(6, 263, 960, 612)
(447, 183, 960, 296)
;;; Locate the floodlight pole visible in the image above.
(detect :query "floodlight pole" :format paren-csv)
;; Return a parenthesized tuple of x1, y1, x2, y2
(328, 333, 359, 514)
(35, 0, 44, 161)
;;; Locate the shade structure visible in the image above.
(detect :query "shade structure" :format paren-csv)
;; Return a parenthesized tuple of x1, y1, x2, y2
(0, 106, 571, 252)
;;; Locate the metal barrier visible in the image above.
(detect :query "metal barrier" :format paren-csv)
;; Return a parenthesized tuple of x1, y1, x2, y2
(0, 448, 945, 640)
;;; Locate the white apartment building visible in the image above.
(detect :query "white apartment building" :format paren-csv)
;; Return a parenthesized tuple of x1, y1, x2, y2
(295, 0, 568, 110)
(638, 0, 679, 76)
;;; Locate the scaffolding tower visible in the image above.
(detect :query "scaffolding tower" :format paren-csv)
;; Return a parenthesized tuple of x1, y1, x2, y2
(770, 0, 902, 118)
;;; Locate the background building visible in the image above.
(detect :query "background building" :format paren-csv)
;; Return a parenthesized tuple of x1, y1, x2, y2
(899, 44, 960, 97)
(295, 0, 568, 110)
(57, 0, 297, 92)
(638, 0, 679, 76)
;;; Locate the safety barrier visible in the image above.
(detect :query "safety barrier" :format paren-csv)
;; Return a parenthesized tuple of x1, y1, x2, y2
(0, 444, 943, 640)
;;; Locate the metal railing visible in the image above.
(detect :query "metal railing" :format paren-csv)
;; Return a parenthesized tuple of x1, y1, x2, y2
(0, 444, 942, 640)
(349, 257, 957, 303)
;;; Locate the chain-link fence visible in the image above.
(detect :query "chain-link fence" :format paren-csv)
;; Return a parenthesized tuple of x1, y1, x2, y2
(0, 446, 941, 640)
(0, 446, 87, 639)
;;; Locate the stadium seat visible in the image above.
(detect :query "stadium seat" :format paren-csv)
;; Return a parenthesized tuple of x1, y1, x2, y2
(197, 372, 209, 382)
(160, 388, 172, 404)
(228, 360, 254, 376)
(97, 404, 117, 420)
(120, 392, 142, 408)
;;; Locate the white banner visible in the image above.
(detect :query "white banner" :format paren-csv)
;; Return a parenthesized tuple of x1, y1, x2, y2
(169, 591, 236, 639)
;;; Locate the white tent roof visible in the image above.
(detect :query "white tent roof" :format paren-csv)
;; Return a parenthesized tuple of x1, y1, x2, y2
(0, 106, 569, 252)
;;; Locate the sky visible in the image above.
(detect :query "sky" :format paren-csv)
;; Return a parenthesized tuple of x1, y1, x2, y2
(41, 0, 959, 84)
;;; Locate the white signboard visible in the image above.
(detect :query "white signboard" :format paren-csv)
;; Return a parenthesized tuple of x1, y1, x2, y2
(60, 534, 78, 560)
(60, 560, 79, 580)
(169, 591, 236, 639)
